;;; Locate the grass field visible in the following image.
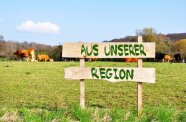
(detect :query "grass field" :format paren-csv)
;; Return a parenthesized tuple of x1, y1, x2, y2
(0, 61, 185, 121)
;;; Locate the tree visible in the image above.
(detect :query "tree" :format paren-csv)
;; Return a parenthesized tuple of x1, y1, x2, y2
(175, 39, 186, 58)
(156, 39, 173, 54)
(136, 27, 174, 54)
(0, 37, 6, 57)
(0, 35, 4, 41)
(136, 28, 159, 42)
(49, 45, 62, 61)
(2, 41, 17, 59)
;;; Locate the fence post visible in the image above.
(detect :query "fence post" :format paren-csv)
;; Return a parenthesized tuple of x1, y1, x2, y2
(80, 58, 85, 108)
(137, 36, 143, 114)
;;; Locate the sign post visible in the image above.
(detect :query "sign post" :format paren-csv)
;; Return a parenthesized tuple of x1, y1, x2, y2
(80, 58, 85, 108)
(63, 36, 155, 114)
(137, 36, 143, 114)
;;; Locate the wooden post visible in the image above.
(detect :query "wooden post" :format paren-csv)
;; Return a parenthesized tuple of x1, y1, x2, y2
(80, 58, 85, 108)
(138, 36, 143, 114)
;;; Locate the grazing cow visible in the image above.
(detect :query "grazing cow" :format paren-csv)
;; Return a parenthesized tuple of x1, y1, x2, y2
(174, 53, 182, 62)
(14, 48, 35, 62)
(155, 53, 166, 62)
(88, 58, 98, 62)
(37, 54, 50, 62)
(80, 55, 98, 62)
(163, 55, 173, 62)
(124, 58, 138, 62)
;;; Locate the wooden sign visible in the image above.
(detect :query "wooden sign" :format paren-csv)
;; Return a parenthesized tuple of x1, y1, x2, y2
(63, 42, 155, 58)
(63, 36, 156, 114)
(65, 67, 155, 83)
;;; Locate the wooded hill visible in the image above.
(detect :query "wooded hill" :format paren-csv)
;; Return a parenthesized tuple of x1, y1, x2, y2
(107, 33, 186, 42)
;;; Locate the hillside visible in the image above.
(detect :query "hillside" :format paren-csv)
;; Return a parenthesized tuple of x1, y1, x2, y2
(107, 33, 186, 42)
(166, 33, 186, 41)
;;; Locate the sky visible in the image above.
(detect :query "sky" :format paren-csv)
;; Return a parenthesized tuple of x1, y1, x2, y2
(0, 0, 185, 46)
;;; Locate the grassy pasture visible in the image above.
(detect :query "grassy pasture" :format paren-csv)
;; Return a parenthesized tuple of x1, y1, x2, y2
(0, 61, 185, 121)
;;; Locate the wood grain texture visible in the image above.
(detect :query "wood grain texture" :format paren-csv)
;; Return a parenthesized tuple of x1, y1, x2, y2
(63, 42, 155, 58)
(137, 36, 143, 114)
(65, 67, 155, 83)
(80, 59, 85, 108)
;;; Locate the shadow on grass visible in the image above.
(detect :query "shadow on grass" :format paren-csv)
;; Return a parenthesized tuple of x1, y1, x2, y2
(90, 104, 106, 108)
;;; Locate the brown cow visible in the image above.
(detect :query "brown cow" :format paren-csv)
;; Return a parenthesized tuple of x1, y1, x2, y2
(37, 54, 50, 62)
(163, 55, 173, 62)
(14, 48, 35, 62)
(88, 58, 98, 61)
(82, 55, 98, 62)
(124, 58, 138, 62)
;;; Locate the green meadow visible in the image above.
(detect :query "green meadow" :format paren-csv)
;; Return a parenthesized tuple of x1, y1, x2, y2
(0, 61, 185, 121)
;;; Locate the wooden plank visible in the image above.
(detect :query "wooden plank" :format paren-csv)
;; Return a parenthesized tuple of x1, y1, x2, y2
(80, 59, 85, 108)
(137, 36, 143, 114)
(63, 42, 155, 58)
(65, 67, 155, 83)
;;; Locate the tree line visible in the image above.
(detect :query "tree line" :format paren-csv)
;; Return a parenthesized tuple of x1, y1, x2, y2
(0, 27, 186, 61)
(0, 35, 62, 61)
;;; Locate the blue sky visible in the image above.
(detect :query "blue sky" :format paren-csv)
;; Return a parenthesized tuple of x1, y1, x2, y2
(0, 0, 185, 45)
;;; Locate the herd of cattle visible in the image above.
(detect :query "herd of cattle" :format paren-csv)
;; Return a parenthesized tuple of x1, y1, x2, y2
(14, 48, 184, 63)
(122, 53, 182, 62)
(14, 48, 53, 62)
(63, 53, 183, 63)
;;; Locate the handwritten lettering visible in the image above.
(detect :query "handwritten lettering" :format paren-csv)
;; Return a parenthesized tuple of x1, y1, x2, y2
(91, 67, 134, 80)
